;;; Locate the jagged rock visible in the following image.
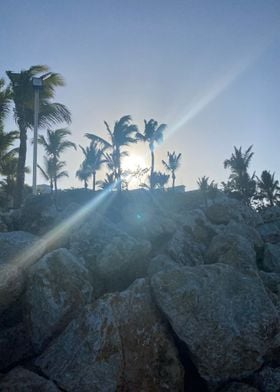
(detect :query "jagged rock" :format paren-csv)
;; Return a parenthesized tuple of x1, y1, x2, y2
(36, 279, 184, 392)
(148, 254, 179, 277)
(205, 201, 262, 227)
(70, 215, 151, 295)
(221, 221, 264, 251)
(0, 323, 33, 371)
(252, 366, 280, 392)
(24, 248, 93, 353)
(257, 222, 280, 244)
(167, 228, 205, 266)
(151, 264, 280, 385)
(0, 367, 59, 391)
(219, 382, 259, 392)
(262, 243, 280, 273)
(206, 232, 257, 273)
(0, 231, 46, 268)
(0, 265, 25, 314)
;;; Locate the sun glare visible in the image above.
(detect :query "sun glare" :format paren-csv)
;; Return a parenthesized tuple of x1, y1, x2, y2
(122, 154, 147, 172)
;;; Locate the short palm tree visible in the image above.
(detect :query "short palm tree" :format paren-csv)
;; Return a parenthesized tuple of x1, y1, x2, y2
(79, 142, 106, 191)
(38, 128, 76, 192)
(136, 119, 167, 189)
(76, 162, 91, 190)
(150, 171, 170, 190)
(257, 170, 280, 207)
(86, 115, 138, 190)
(7, 65, 71, 207)
(37, 157, 68, 193)
(162, 151, 182, 189)
(197, 176, 210, 207)
(97, 172, 116, 190)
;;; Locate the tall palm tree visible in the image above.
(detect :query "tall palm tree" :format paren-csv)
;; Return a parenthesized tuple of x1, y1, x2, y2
(224, 145, 256, 204)
(0, 127, 19, 162)
(86, 115, 138, 190)
(7, 65, 71, 207)
(257, 170, 280, 207)
(79, 142, 106, 191)
(37, 157, 68, 193)
(136, 119, 167, 189)
(197, 176, 210, 207)
(162, 151, 182, 189)
(76, 162, 91, 190)
(38, 128, 76, 192)
(0, 78, 11, 124)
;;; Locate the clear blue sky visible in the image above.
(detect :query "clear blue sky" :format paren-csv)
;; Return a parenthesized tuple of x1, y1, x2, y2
(1, 0, 280, 189)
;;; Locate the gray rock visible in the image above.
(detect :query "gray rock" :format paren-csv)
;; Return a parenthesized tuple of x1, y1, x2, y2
(0, 265, 25, 313)
(260, 206, 280, 223)
(148, 254, 180, 277)
(0, 323, 32, 371)
(253, 366, 280, 392)
(219, 382, 259, 392)
(0, 367, 59, 391)
(257, 222, 280, 244)
(222, 221, 264, 251)
(24, 248, 93, 353)
(151, 264, 280, 385)
(36, 279, 184, 392)
(206, 232, 257, 273)
(262, 243, 280, 273)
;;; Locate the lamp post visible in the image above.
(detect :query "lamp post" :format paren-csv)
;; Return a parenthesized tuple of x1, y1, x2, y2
(32, 73, 51, 195)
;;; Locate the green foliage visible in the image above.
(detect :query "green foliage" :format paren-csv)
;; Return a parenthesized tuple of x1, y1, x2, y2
(256, 170, 280, 207)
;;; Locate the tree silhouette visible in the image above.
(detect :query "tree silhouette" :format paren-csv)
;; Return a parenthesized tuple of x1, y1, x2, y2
(162, 151, 182, 189)
(256, 170, 280, 207)
(79, 142, 106, 191)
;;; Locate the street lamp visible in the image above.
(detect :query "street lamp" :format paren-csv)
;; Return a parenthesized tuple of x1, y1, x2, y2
(32, 73, 51, 195)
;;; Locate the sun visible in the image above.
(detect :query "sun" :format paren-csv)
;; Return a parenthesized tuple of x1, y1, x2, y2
(122, 154, 147, 172)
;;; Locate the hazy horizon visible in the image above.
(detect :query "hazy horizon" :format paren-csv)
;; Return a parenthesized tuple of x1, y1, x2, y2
(1, 0, 280, 190)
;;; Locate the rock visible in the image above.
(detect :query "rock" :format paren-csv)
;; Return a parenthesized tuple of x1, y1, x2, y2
(0, 231, 46, 268)
(257, 222, 280, 244)
(167, 228, 205, 266)
(151, 263, 280, 385)
(260, 206, 280, 223)
(0, 367, 59, 391)
(205, 200, 262, 227)
(24, 248, 93, 353)
(0, 323, 32, 371)
(252, 366, 280, 392)
(148, 254, 180, 277)
(262, 243, 280, 273)
(36, 279, 184, 392)
(222, 221, 264, 251)
(206, 232, 257, 273)
(0, 265, 25, 313)
(70, 215, 151, 295)
(219, 382, 259, 392)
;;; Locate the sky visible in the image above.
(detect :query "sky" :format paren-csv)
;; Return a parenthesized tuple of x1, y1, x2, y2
(1, 0, 280, 190)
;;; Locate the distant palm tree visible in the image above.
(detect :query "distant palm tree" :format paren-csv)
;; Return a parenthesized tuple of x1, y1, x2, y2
(257, 170, 280, 207)
(76, 162, 91, 190)
(7, 65, 71, 206)
(97, 172, 116, 190)
(136, 119, 167, 189)
(150, 171, 170, 190)
(79, 142, 106, 191)
(224, 145, 256, 204)
(37, 157, 68, 193)
(197, 176, 210, 207)
(162, 151, 182, 189)
(38, 128, 76, 192)
(86, 115, 138, 190)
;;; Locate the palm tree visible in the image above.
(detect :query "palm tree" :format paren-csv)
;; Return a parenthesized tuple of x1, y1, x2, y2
(0, 127, 19, 162)
(257, 170, 280, 207)
(97, 172, 116, 190)
(162, 151, 182, 189)
(197, 176, 210, 207)
(224, 145, 256, 204)
(0, 78, 11, 124)
(79, 142, 106, 191)
(86, 115, 138, 190)
(150, 171, 170, 190)
(136, 119, 167, 189)
(76, 162, 91, 190)
(37, 157, 68, 193)
(7, 65, 71, 207)
(38, 128, 76, 192)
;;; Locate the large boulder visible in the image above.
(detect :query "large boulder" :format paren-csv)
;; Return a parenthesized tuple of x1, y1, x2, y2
(220, 221, 264, 251)
(206, 232, 257, 273)
(219, 383, 259, 392)
(256, 222, 280, 244)
(70, 215, 151, 295)
(252, 366, 280, 392)
(151, 264, 280, 386)
(36, 279, 184, 392)
(24, 248, 93, 353)
(262, 243, 280, 273)
(148, 254, 180, 277)
(0, 264, 25, 313)
(0, 367, 59, 391)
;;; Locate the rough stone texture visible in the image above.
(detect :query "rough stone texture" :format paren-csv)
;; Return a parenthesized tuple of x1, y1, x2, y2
(262, 243, 280, 273)
(0, 323, 33, 371)
(147, 254, 179, 277)
(0, 231, 46, 268)
(205, 201, 262, 227)
(0, 367, 59, 391)
(0, 265, 25, 313)
(70, 215, 151, 294)
(252, 366, 280, 392)
(259, 271, 280, 294)
(24, 248, 93, 354)
(219, 382, 260, 392)
(206, 232, 257, 273)
(167, 228, 206, 266)
(257, 222, 280, 244)
(151, 264, 280, 385)
(36, 279, 184, 392)
(221, 221, 264, 251)
(260, 206, 280, 223)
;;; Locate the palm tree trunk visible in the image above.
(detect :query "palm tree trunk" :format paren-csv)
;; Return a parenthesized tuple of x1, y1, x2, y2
(93, 171, 96, 192)
(14, 125, 27, 208)
(172, 171, 175, 189)
(116, 148, 121, 191)
(84, 180, 88, 190)
(150, 145, 155, 189)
